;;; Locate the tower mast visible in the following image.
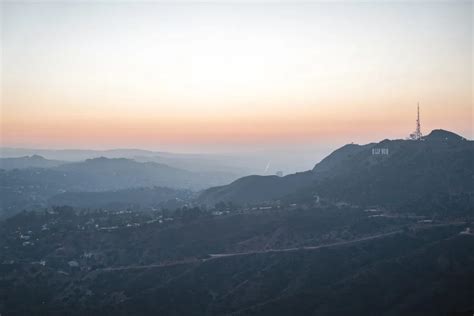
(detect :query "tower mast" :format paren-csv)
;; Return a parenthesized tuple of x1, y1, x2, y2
(415, 103, 422, 140)
(409, 103, 423, 140)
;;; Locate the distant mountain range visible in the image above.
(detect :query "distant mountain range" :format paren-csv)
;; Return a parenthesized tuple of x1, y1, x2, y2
(0, 155, 66, 170)
(2, 157, 237, 190)
(199, 129, 473, 215)
(0, 157, 238, 218)
(0, 147, 257, 175)
(0, 146, 330, 176)
(0, 148, 165, 162)
(53, 157, 237, 191)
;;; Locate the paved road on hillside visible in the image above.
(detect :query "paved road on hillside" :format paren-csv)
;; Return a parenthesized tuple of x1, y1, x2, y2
(208, 221, 468, 259)
(100, 258, 200, 271)
(99, 230, 402, 272)
(207, 230, 402, 259)
(98, 221, 467, 272)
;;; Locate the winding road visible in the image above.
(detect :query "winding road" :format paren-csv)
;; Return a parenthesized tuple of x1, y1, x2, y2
(97, 221, 467, 272)
(99, 230, 403, 272)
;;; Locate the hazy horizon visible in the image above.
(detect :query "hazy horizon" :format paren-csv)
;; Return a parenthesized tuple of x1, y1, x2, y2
(0, 144, 336, 175)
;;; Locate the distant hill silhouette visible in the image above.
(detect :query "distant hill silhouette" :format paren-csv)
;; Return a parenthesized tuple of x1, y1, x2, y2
(0, 147, 256, 175)
(33, 157, 238, 191)
(199, 130, 473, 214)
(0, 157, 238, 218)
(53, 157, 198, 190)
(0, 155, 65, 170)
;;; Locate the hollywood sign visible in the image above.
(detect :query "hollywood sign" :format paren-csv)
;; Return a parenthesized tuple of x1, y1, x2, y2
(372, 148, 389, 155)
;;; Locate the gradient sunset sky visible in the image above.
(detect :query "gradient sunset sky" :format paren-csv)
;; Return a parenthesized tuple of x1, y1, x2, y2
(1, 1, 472, 152)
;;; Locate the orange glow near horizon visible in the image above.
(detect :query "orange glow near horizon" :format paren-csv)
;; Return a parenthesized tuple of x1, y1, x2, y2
(2, 103, 471, 149)
(1, 2, 472, 151)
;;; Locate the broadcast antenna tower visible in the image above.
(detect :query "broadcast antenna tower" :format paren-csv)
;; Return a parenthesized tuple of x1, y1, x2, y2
(409, 103, 423, 140)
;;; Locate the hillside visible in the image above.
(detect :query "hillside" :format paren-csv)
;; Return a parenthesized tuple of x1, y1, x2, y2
(1, 206, 472, 315)
(312, 143, 373, 174)
(199, 130, 474, 214)
(47, 187, 193, 210)
(198, 172, 315, 205)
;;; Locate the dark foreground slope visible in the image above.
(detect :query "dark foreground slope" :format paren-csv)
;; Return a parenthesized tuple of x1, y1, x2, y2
(113, 233, 474, 316)
(0, 206, 472, 316)
(199, 130, 474, 214)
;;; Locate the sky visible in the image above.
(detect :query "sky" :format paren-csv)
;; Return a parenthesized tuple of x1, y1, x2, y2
(1, 1, 472, 156)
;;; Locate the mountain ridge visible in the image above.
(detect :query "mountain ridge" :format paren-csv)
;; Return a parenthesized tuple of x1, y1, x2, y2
(199, 129, 473, 214)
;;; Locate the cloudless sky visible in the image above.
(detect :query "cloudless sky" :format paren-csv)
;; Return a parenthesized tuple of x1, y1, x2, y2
(1, 1, 472, 156)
